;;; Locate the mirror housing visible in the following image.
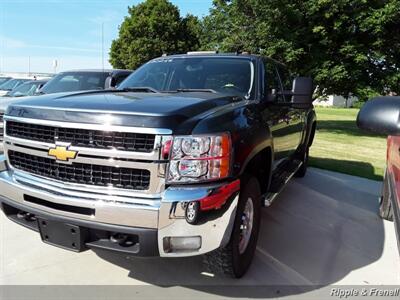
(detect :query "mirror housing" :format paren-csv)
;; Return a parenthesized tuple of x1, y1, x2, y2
(292, 77, 313, 104)
(266, 88, 277, 102)
(357, 96, 400, 136)
(105, 76, 117, 89)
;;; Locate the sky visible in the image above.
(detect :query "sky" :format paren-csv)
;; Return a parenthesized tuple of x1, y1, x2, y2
(0, 0, 213, 73)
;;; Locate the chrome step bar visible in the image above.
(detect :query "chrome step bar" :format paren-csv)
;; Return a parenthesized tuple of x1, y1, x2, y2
(263, 160, 303, 207)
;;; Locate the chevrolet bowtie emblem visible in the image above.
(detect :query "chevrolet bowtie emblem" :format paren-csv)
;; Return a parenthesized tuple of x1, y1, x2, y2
(48, 146, 78, 162)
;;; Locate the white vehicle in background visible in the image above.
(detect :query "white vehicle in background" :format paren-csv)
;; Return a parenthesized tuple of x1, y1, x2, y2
(3, 80, 48, 98)
(0, 75, 52, 152)
(0, 95, 30, 153)
(0, 77, 12, 86)
(0, 78, 31, 96)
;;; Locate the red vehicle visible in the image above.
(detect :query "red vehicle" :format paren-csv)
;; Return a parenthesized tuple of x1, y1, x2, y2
(357, 96, 400, 253)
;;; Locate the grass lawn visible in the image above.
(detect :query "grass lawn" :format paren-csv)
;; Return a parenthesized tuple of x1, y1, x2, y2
(309, 107, 387, 181)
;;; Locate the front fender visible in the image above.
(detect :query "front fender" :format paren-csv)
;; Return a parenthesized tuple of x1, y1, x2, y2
(191, 101, 273, 178)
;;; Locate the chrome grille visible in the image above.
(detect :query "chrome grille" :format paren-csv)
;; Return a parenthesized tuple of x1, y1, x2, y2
(6, 121, 156, 152)
(8, 150, 151, 190)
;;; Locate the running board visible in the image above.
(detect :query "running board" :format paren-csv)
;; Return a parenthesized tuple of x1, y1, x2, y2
(263, 160, 303, 207)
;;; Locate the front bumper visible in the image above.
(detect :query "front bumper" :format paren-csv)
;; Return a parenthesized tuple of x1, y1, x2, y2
(0, 155, 238, 257)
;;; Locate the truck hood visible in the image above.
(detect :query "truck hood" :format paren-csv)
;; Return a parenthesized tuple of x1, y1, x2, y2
(6, 90, 239, 133)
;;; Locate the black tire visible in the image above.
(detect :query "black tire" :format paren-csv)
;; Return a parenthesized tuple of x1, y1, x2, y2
(380, 172, 393, 221)
(295, 147, 309, 178)
(203, 176, 261, 278)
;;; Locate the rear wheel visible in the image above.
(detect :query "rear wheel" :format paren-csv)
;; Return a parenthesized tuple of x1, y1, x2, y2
(203, 176, 261, 278)
(380, 172, 393, 221)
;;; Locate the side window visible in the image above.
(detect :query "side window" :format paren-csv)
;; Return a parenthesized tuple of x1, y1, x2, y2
(276, 65, 292, 102)
(263, 59, 284, 102)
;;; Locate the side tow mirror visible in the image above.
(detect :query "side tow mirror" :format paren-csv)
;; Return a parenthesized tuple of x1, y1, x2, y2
(292, 77, 313, 104)
(266, 88, 278, 102)
(357, 96, 400, 136)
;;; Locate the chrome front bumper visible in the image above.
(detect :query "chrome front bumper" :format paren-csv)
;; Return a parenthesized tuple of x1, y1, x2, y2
(0, 155, 238, 257)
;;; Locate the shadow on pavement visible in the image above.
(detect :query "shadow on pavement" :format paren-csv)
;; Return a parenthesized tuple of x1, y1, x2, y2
(94, 169, 385, 298)
(309, 157, 382, 181)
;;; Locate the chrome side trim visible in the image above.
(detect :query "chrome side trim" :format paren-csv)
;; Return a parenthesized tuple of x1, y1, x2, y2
(264, 160, 303, 207)
(4, 115, 172, 135)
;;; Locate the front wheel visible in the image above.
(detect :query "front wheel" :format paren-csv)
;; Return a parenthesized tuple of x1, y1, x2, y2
(203, 176, 261, 278)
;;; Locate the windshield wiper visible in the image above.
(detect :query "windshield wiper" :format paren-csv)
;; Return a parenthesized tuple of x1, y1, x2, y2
(172, 88, 217, 93)
(119, 87, 159, 93)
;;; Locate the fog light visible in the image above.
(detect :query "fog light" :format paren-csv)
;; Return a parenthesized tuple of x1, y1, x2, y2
(163, 236, 202, 253)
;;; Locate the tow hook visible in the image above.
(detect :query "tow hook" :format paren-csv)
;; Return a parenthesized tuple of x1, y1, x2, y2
(16, 211, 36, 222)
(110, 233, 128, 244)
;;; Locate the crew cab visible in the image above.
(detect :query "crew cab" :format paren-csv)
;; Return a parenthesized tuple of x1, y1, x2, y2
(0, 53, 316, 277)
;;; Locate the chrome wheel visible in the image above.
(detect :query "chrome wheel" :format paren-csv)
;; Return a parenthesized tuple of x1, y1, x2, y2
(238, 197, 254, 254)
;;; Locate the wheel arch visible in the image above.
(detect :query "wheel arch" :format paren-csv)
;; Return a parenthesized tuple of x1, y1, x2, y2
(239, 144, 273, 197)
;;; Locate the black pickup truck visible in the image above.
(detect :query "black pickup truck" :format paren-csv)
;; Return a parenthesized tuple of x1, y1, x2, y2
(0, 53, 316, 278)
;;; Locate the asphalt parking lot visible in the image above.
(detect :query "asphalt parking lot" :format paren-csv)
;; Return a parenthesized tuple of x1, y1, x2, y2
(0, 168, 399, 298)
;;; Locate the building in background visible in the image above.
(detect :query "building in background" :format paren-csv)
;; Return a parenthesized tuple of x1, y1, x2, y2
(314, 95, 358, 108)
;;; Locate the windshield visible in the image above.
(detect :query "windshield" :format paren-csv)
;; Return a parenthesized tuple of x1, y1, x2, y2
(40, 72, 108, 94)
(0, 79, 29, 91)
(7, 81, 41, 97)
(119, 57, 255, 98)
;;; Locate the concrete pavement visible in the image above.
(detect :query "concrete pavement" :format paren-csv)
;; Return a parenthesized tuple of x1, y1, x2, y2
(0, 168, 399, 297)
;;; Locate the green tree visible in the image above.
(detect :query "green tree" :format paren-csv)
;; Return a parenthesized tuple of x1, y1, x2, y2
(110, 0, 201, 69)
(201, 0, 400, 99)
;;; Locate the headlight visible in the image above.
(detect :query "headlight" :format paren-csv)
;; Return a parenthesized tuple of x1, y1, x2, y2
(166, 133, 231, 183)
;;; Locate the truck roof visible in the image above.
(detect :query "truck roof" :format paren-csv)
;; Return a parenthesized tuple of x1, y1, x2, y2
(59, 69, 132, 74)
(156, 52, 287, 67)
(161, 52, 257, 59)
